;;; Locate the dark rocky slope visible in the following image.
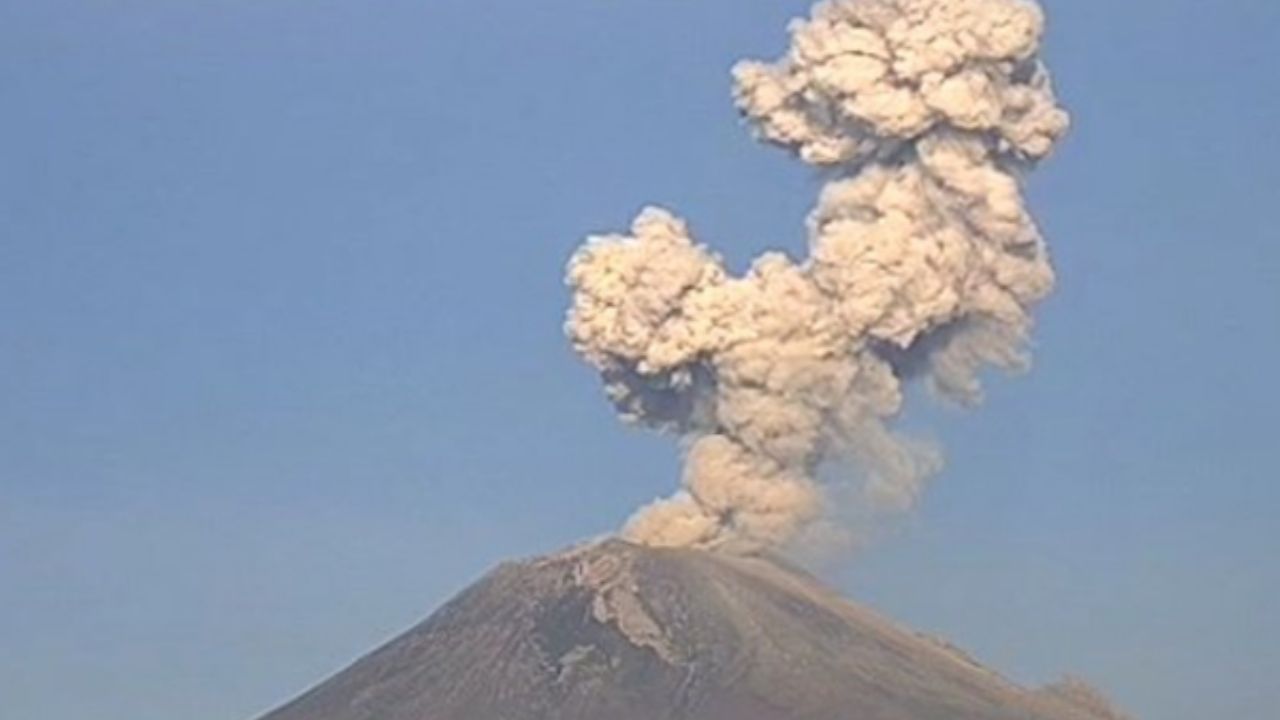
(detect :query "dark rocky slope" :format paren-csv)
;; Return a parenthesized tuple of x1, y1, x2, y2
(260, 539, 1127, 720)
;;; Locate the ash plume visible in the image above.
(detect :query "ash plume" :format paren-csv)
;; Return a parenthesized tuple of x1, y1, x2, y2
(566, 0, 1069, 553)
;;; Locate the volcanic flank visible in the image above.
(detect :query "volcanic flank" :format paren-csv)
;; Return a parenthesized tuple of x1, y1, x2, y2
(260, 540, 1126, 720)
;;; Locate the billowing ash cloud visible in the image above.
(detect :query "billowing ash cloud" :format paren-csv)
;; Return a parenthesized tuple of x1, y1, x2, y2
(566, 0, 1068, 553)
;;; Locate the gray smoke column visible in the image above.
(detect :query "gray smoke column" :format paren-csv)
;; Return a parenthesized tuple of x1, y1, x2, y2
(566, 0, 1068, 553)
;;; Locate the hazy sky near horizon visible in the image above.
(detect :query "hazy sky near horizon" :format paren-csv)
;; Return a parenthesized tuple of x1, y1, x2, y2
(2, 1, 1278, 719)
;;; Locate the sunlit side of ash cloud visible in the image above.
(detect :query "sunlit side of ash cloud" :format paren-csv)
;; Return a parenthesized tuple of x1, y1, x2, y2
(566, 0, 1068, 554)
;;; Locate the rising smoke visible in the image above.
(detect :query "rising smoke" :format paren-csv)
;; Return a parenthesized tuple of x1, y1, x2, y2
(566, 0, 1068, 553)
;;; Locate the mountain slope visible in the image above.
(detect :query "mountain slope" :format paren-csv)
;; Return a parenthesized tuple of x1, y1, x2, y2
(259, 539, 1127, 720)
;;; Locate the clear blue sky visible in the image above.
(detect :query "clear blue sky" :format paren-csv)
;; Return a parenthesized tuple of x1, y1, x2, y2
(2, 1, 1277, 718)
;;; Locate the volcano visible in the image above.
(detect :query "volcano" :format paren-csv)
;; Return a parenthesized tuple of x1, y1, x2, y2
(258, 539, 1127, 720)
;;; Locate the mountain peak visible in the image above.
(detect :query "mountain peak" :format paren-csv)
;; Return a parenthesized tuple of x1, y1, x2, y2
(260, 540, 1128, 720)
